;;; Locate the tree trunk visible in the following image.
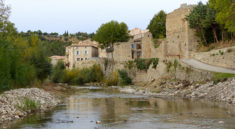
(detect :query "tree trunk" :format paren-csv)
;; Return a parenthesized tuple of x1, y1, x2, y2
(221, 30, 224, 41)
(212, 26, 219, 43)
(200, 28, 207, 45)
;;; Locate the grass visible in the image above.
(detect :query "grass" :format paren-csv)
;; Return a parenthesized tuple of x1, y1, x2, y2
(16, 97, 38, 111)
(213, 72, 235, 82)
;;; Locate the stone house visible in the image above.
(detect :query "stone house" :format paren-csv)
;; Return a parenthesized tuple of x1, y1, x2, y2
(50, 56, 66, 66)
(66, 40, 99, 69)
(112, 28, 153, 62)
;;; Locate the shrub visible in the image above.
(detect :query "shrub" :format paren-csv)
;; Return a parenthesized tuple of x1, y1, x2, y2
(165, 61, 172, 72)
(125, 60, 135, 70)
(118, 69, 132, 85)
(51, 61, 65, 83)
(227, 49, 232, 53)
(61, 64, 104, 86)
(151, 58, 159, 69)
(173, 59, 178, 71)
(105, 71, 119, 86)
(134, 58, 159, 71)
(219, 50, 224, 55)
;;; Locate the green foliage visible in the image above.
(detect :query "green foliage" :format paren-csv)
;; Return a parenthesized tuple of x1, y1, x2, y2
(151, 58, 159, 69)
(227, 48, 232, 53)
(173, 59, 178, 71)
(134, 59, 151, 71)
(17, 98, 37, 111)
(154, 44, 159, 48)
(94, 21, 129, 48)
(147, 10, 166, 39)
(208, 46, 215, 51)
(209, 0, 235, 33)
(213, 72, 235, 83)
(0, 2, 53, 91)
(125, 60, 135, 70)
(75, 32, 94, 41)
(61, 64, 104, 85)
(118, 69, 132, 85)
(186, 2, 219, 45)
(40, 40, 71, 56)
(134, 58, 159, 71)
(219, 50, 224, 55)
(163, 60, 172, 73)
(105, 71, 119, 86)
(51, 61, 65, 83)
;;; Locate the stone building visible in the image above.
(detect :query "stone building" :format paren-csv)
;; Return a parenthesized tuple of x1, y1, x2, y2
(50, 56, 66, 66)
(66, 40, 99, 69)
(112, 28, 153, 61)
(165, 4, 199, 59)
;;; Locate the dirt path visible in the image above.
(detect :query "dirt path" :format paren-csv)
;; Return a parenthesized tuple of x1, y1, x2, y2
(181, 59, 235, 74)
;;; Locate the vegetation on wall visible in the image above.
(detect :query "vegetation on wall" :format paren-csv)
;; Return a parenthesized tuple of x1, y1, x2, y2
(134, 58, 159, 71)
(124, 60, 135, 70)
(118, 70, 132, 85)
(147, 10, 167, 39)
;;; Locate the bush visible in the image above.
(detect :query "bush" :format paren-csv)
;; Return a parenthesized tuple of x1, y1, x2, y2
(134, 58, 159, 71)
(105, 71, 119, 86)
(61, 64, 104, 86)
(125, 60, 135, 70)
(51, 61, 65, 83)
(151, 58, 159, 69)
(118, 70, 132, 85)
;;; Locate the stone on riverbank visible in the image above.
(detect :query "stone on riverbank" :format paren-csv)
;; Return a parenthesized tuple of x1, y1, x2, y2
(0, 88, 60, 124)
(119, 78, 235, 105)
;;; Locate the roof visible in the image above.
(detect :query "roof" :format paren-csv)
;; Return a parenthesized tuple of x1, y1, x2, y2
(129, 28, 149, 36)
(50, 56, 66, 60)
(70, 39, 99, 48)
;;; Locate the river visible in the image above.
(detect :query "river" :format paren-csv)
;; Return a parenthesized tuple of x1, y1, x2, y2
(8, 86, 235, 129)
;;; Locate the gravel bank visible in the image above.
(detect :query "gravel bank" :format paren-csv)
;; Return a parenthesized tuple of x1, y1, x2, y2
(120, 78, 235, 105)
(0, 88, 60, 124)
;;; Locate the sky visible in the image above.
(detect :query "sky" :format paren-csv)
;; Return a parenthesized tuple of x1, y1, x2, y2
(5, 0, 208, 34)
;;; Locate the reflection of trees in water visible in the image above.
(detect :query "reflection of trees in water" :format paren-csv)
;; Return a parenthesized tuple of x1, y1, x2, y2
(98, 98, 131, 124)
(8, 110, 56, 129)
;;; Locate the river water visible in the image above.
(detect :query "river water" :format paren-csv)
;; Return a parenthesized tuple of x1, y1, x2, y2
(9, 87, 235, 129)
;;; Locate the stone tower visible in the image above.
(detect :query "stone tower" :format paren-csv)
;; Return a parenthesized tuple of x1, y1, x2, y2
(165, 4, 200, 59)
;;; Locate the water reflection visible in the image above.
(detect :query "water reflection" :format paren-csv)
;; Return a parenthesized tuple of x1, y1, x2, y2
(8, 87, 235, 129)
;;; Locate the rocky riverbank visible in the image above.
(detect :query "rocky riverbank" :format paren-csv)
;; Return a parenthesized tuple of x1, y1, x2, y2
(120, 77, 235, 105)
(0, 88, 60, 125)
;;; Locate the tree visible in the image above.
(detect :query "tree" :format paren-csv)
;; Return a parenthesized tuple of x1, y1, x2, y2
(94, 21, 129, 56)
(51, 61, 65, 83)
(186, 2, 208, 44)
(209, 0, 235, 34)
(202, 5, 219, 43)
(147, 10, 166, 39)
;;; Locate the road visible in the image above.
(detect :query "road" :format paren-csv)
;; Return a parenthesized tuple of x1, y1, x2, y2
(181, 59, 235, 74)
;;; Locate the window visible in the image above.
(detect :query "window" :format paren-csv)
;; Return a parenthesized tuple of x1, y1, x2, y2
(131, 44, 135, 49)
(77, 51, 80, 55)
(84, 50, 88, 55)
(137, 51, 142, 58)
(137, 44, 142, 49)
(81, 58, 83, 61)
(85, 58, 88, 60)
(77, 58, 80, 61)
